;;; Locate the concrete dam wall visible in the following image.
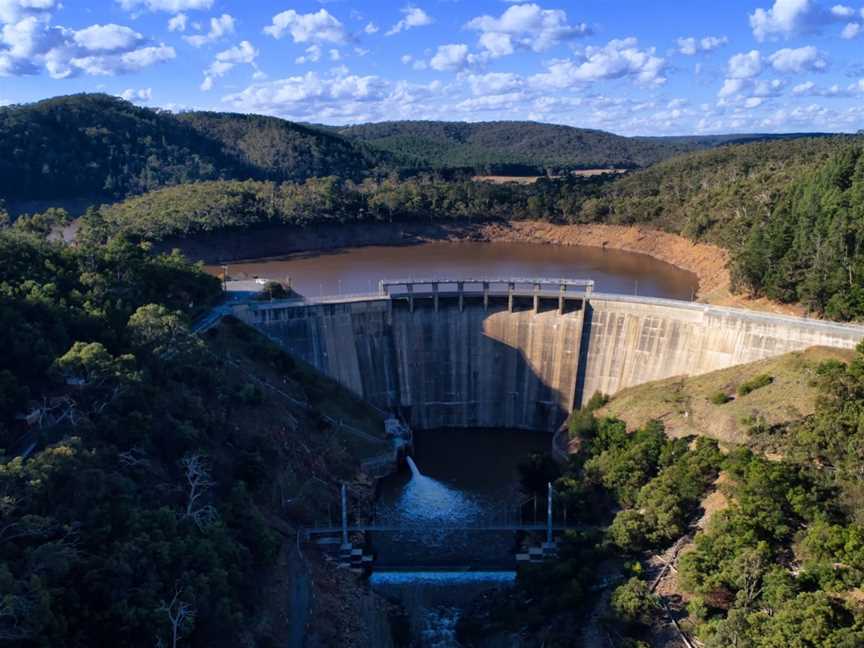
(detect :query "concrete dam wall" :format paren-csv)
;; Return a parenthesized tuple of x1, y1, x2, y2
(233, 293, 864, 431)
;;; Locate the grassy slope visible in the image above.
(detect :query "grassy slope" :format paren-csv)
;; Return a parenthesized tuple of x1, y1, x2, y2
(598, 346, 855, 445)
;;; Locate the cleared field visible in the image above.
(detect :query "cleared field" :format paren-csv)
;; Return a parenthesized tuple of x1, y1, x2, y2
(473, 169, 626, 184)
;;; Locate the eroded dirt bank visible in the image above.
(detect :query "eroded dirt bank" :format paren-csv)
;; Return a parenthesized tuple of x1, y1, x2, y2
(160, 219, 800, 315)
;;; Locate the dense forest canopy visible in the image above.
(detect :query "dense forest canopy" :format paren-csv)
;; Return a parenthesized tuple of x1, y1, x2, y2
(332, 120, 826, 171)
(0, 229, 384, 646)
(0, 94, 380, 203)
(1, 94, 824, 206)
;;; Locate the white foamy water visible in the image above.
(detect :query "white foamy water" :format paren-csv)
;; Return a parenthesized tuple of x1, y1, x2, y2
(371, 571, 516, 648)
(392, 457, 482, 528)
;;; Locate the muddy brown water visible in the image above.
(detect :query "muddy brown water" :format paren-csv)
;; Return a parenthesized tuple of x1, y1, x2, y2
(205, 241, 699, 300)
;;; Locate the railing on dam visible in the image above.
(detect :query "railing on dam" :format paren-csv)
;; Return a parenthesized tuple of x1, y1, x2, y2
(378, 277, 595, 313)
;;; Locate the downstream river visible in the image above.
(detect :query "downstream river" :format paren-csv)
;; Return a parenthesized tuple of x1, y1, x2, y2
(207, 241, 697, 646)
(206, 241, 698, 300)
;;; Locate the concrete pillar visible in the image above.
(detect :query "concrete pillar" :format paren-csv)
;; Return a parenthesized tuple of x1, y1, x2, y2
(533, 283, 540, 313)
(407, 284, 414, 313)
(558, 284, 566, 315)
(508, 282, 515, 312)
(458, 282, 464, 312)
(378, 280, 385, 296)
(433, 282, 439, 312)
(341, 483, 349, 548)
(483, 282, 489, 311)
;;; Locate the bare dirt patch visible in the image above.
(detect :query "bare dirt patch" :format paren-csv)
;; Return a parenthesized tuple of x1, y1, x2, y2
(473, 170, 626, 184)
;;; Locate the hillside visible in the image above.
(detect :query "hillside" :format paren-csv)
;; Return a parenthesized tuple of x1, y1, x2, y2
(0, 95, 834, 207)
(0, 94, 378, 204)
(334, 120, 824, 171)
(0, 228, 391, 646)
(597, 346, 855, 445)
(582, 136, 864, 318)
(177, 111, 385, 182)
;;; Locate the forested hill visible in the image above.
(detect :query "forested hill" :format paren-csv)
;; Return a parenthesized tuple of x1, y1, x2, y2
(333, 120, 825, 171)
(0, 94, 380, 203)
(0, 94, 832, 205)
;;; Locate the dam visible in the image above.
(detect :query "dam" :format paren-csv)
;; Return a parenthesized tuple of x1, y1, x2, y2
(230, 278, 864, 431)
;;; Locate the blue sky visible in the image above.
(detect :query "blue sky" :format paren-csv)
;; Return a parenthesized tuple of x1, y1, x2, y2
(1, 0, 864, 135)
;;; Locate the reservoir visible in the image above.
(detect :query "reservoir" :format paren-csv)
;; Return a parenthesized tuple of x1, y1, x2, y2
(206, 241, 699, 300)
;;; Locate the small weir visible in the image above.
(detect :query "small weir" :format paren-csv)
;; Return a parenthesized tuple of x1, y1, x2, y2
(369, 571, 516, 648)
(366, 428, 555, 646)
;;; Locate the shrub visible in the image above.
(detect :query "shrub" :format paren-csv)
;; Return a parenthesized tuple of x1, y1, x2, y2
(709, 391, 732, 405)
(569, 408, 596, 438)
(585, 391, 609, 411)
(612, 577, 660, 626)
(737, 374, 774, 396)
(257, 281, 288, 300)
(237, 383, 264, 405)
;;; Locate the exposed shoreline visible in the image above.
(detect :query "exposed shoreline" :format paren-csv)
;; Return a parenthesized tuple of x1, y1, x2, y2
(159, 219, 802, 316)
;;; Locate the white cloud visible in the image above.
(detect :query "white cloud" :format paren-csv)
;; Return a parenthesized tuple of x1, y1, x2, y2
(727, 50, 763, 78)
(0, 7, 176, 78)
(263, 9, 347, 45)
(295, 44, 321, 64)
(467, 72, 523, 95)
(201, 39, 257, 91)
(792, 80, 816, 93)
(386, 7, 433, 36)
(119, 87, 152, 102)
(677, 35, 728, 55)
(364, 22, 378, 35)
(768, 45, 828, 72)
(530, 38, 667, 87)
(183, 13, 234, 47)
(429, 43, 474, 72)
(117, 0, 212, 13)
(73, 24, 142, 52)
(71, 44, 175, 76)
(221, 68, 392, 122)
(718, 78, 785, 107)
(841, 21, 861, 37)
(0, 0, 55, 23)
(750, 0, 852, 40)
(466, 3, 590, 57)
(168, 13, 187, 32)
(456, 91, 527, 113)
(677, 37, 698, 55)
(792, 79, 862, 95)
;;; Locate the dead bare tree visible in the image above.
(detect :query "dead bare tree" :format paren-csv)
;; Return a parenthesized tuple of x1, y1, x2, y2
(119, 447, 152, 470)
(157, 585, 195, 648)
(180, 454, 218, 530)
